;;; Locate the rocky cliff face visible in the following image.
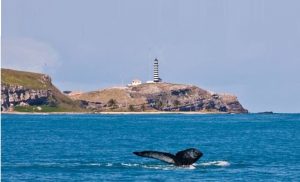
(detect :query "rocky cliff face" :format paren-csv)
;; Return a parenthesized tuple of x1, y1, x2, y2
(1, 68, 82, 112)
(1, 85, 52, 111)
(71, 83, 248, 113)
(1, 69, 247, 113)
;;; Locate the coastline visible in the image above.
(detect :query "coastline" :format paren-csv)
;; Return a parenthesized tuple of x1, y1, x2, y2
(1, 111, 231, 115)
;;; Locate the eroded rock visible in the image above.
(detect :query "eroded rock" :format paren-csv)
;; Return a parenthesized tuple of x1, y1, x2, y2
(1, 84, 52, 111)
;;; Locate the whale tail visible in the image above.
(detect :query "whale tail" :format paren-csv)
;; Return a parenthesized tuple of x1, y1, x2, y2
(133, 148, 203, 166)
(175, 148, 203, 165)
(133, 151, 176, 164)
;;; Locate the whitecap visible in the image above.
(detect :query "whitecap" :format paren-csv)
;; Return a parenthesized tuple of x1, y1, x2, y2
(121, 163, 196, 170)
(88, 163, 102, 166)
(121, 163, 139, 167)
(186, 165, 196, 170)
(198, 160, 230, 167)
(141, 164, 176, 170)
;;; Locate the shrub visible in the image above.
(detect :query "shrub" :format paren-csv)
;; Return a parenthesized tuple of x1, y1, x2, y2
(128, 105, 134, 111)
(107, 99, 117, 108)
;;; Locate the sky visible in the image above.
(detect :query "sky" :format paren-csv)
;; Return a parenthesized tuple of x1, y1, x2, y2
(2, 0, 300, 113)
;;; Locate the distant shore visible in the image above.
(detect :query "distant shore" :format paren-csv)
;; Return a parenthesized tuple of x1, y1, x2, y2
(1, 111, 231, 115)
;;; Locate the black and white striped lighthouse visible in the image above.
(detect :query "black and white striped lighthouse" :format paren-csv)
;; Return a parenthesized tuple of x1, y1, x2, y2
(153, 58, 160, 82)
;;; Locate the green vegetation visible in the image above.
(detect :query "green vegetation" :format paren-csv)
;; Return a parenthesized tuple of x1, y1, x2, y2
(155, 101, 163, 110)
(14, 105, 70, 112)
(140, 104, 146, 111)
(128, 105, 134, 111)
(173, 100, 181, 107)
(1, 68, 51, 89)
(107, 99, 118, 109)
(2, 68, 85, 112)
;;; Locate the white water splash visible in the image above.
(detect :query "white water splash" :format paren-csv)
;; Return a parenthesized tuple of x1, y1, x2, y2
(121, 163, 139, 167)
(121, 163, 196, 170)
(88, 163, 102, 166)
(185, 165, 196, 170)
(198, 161, 230, 167)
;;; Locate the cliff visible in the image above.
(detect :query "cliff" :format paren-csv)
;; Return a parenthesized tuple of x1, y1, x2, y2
(70, 83, 248, 113)
(1, 68, 83, 112)
(1, 69, 248, 113)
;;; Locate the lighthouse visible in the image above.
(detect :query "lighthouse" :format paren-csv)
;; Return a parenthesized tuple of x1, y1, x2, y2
(153, 58, 161, 82)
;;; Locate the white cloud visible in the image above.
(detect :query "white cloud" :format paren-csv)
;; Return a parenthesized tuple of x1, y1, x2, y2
(2, 37, 60, 73)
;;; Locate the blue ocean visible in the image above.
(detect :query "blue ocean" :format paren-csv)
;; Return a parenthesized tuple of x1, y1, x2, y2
(1, 114, 300, 181)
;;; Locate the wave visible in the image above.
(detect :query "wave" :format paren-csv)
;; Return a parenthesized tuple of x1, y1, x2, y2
(121, 163, 181, 170)
(5, 160, 230, 170)
(197, 160, 230, 167)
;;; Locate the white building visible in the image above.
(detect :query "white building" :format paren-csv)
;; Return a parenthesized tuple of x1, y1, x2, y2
(128, 79, 142, 86)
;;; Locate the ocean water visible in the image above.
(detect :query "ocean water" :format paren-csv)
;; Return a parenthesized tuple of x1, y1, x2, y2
(1, 113, 300, 181)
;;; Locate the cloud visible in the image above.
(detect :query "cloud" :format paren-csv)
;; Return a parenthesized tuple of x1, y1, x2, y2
(2, 37, 60, 73)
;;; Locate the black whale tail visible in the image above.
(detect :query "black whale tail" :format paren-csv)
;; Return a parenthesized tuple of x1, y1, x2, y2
(133, 151, 177, 164)
(175, 148, 203, 166)
(133, 148, 203, 166)
(133, 152, 143, 156)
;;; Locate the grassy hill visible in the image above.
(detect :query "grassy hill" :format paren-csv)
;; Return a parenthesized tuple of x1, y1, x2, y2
(1, 68, 248, 113)
(1, 68, 52, 89)
(70, 83, 248, 113)
(1, 68, 84, 112)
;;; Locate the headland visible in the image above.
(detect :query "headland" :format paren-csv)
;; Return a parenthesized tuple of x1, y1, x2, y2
(1, 68, 248, 114)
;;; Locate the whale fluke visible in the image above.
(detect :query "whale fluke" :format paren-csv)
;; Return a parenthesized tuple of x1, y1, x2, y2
(133, 148, 203, 166)
(133, 151, 176, 164)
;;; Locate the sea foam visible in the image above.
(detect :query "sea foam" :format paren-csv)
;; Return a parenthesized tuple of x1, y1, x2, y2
(198, 161, 230, 167)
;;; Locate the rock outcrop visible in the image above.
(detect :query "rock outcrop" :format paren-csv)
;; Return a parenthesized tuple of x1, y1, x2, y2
(1, 68, 82, 112)
(71, 83, 248, 113)
(1, 85, 52, 111)
(1, 68, 248, 113)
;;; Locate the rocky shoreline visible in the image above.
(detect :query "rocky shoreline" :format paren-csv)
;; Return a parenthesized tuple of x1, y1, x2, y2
(1, 84, 52, 111)
(1, 111, 238, 115)
(71, 83, 248, 113)
(1, 68, 248, 113)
